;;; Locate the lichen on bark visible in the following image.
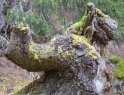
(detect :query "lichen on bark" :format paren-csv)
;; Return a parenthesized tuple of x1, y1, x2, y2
(72, 34, 98, 59)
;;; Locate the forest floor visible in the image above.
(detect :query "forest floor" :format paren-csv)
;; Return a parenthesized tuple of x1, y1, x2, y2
(0, 41, 124, 95)
(104, 42, 124, 95)
(0, 57, 31, 95)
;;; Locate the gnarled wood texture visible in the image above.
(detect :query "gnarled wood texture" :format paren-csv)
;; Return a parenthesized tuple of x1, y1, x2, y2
(3, 2, 117, 95)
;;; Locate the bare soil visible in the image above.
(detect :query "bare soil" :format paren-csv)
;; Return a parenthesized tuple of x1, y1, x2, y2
(0, 57, 32, 95)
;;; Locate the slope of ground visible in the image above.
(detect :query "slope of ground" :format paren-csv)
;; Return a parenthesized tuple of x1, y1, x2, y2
(0, 57, 37, 95)
(104, 42, 124, 95)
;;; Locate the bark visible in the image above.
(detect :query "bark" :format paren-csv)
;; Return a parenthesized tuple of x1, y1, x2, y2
(5, 22, 102, 95)
(3, 2, 118, 95)
(5, 23, 98, 72)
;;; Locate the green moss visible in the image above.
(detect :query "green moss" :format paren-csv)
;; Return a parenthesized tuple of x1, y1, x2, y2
(65, 12, 88, 34)
(17, 22, 28, 33)
(96, 8, 109, 18)
(29, 34, 96, 61)
(11, 80, 34, 95)
(65, 27, 77, 34)
(50, 36, 76, 58)
(11, 77, 46, 95)
(45, 47, 54, 55)
(80, 12, 88, 25)
(20, 27, 28, 33)
(72, 34, 97, 60)
(29, 41, 55, 60)
(50, 37, 56, 45)
(110, 55, 124, 79)
(81, 36, 89, 43)
(12, 92, 17, 95)
(109, 55, 120, 63)
(17, 22, 25, 27)
(28, 42, 39, 60)
(88, 49, 97, 59)
(114, 57, 124, 79)
(72, 34, 89, 45)
(57, 44, 75, 58)
(58, 46, 63, 54)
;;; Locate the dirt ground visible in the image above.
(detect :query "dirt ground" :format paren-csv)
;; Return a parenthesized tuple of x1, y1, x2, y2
(106, 41, 124, 58)
(104, 42, 124, 95)
(0, 57, 42, 95)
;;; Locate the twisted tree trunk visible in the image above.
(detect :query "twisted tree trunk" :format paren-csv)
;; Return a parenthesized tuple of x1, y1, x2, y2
(5, 23, 99, 71)
(5, 23, 102, 95)
(3, 2, 117, 95)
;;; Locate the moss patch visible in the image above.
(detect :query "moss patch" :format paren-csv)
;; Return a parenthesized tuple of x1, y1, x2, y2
(17, 22, 25, 27)
(58, 46, 63, 54)
(88, 49, 97, 59)
(65, 12, 88, 34)
(29, 34, 97, 62)
(114, 57, 124, 79)
(20, 27, 28, 33)
(72, 34, 97, 60)
(28, 42, 39, 60)
(17, 22, 28, 33)
(59, 47, 75, 58)
(109, 55, 120, 63)
(109, 55, 124, 79)
(50, 37, 56, 45)
(45, 47, 54, 55)
(29, 42, 55, 60)
(96, 8, 109, 18)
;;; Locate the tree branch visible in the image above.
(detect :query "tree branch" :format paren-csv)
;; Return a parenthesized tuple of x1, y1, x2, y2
(5, 23, 98, 72)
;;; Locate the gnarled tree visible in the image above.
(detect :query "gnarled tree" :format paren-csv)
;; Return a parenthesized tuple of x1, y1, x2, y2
(2, 2, 117, 95)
